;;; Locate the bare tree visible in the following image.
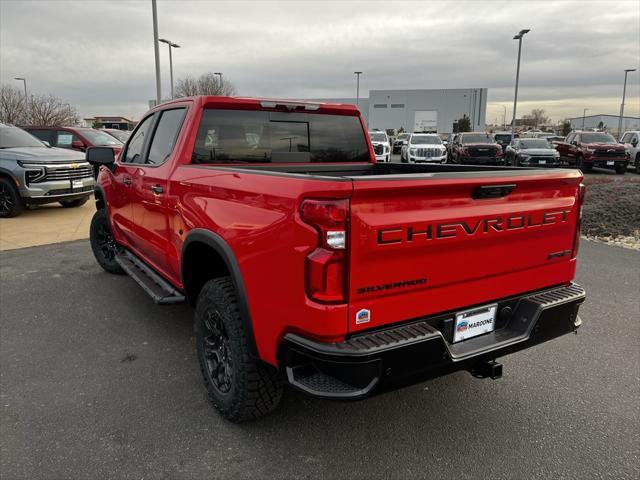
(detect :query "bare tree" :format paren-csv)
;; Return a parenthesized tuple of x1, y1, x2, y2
(27, 93, 79, 126)
(175, 72, 237, 98)
(0, 84, 27, 125)
(522, 108, 549, 128)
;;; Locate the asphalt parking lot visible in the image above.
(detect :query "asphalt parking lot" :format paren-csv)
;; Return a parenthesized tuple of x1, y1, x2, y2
(1, 239, 638, 479)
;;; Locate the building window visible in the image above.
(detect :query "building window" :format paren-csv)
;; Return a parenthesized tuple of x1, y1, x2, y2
(390, 104, 405, 108)
(373, 104, 388, 108)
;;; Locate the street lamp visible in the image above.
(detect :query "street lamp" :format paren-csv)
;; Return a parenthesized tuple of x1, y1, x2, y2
(354, 71, 363, 107)
(582, 108, 588, 129)
(501, 105, 507, 130)
(14, 77, 28, 106)
(510, 28, 530, 135)
(618, 68, 636, 139)
(151, 0, 162, 104)
(214, 72, 223, 92)
(159, 38, 180, 99)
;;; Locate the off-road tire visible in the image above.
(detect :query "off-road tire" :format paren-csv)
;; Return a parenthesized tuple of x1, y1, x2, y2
(195, 277, 283, 422)
(0, 177, 23, 218)
(60, 196, 89, 208)
(89, 209, 124, 274)
(635, 154, 640, 173)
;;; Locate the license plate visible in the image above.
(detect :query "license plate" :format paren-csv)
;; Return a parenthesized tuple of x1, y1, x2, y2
(607, 161, 614, 166)
(453, 303, 497, 343)
(72, 179, 83, 189)
(539, 159, 546, 164)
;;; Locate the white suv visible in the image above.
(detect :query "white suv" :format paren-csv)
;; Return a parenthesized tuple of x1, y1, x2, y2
(620, 131, 640, 172)
(368, 131, 390, 162)
(401, 133, 447, 163)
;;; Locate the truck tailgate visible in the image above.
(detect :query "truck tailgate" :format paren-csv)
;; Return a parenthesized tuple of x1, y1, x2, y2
(348, 170, 582, 333)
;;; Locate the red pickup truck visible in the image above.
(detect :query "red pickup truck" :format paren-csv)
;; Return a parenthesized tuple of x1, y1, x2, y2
(87, 96, 586, 422)
(554, 131, 628, 174)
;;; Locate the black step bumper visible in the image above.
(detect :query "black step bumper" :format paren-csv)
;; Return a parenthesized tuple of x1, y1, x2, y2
(278, 283, 585, 399)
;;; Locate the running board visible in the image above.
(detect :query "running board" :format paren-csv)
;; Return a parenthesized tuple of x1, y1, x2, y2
(115, 251, 185, 305)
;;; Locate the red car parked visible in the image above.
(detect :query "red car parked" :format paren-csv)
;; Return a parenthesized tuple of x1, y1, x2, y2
(23, 126, 123, 156)
(86, 96, 586, 422)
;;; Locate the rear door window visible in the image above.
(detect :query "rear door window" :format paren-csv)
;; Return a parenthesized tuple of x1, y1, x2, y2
(192, 109, 369, 164)
(146, 108, 186, 165)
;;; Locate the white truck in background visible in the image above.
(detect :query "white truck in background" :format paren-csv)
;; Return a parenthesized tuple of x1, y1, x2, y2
(369, 131, 391, 162)
(620, 131, 640, 173)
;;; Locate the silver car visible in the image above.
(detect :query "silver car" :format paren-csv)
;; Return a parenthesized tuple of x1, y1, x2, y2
(0, 124, 95, 217)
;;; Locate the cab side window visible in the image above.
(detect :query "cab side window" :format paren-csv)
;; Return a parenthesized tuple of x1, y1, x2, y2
(123, 114, 155, 164)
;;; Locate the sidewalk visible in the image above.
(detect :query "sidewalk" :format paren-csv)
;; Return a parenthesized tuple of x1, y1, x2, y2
(0, 199, 94, 250)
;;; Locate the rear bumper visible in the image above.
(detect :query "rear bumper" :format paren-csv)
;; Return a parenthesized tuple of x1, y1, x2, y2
(278, 283, 585, 399)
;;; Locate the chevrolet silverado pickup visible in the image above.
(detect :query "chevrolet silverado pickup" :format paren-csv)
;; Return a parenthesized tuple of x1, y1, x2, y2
(555, 131, 627, 174)
(87, 96, 586, 422)
(451, 132, 505, 165)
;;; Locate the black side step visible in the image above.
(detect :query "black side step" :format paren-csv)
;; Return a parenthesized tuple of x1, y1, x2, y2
(115, 251, 185, 305)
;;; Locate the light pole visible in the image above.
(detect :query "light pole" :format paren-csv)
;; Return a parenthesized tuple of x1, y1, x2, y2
(618, 68, 636, 139)
(214, 72, 223, 93)
(159, 38, 180, 99)
(151, 0, 162, 105)
(502, 105, 507, 130)
(511, 29, 530, 135)
(354, 71, 362, 107)
(14, 77, 28, 108)
(582, 108, 588, 129)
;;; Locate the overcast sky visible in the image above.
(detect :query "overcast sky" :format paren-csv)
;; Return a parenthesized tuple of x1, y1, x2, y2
(1, 0, 639, 123)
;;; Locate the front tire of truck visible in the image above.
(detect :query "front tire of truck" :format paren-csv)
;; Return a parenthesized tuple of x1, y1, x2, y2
(89, 209, 124, 274)
(195, 277, 283, 422)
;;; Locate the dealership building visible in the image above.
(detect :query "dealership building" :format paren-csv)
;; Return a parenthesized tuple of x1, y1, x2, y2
(310, 88, 488, 133)
(566, 114, 640, 136)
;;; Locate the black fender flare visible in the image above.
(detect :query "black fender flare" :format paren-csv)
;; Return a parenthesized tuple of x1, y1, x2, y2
(182, 229, 258, 358)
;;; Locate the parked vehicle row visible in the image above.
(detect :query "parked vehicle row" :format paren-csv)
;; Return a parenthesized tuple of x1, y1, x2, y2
(0, 124, 95, 217)
(392, 129, 638, 174)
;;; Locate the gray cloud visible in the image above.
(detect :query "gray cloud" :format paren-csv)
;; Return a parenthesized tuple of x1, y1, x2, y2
(1, 0, 638, 122)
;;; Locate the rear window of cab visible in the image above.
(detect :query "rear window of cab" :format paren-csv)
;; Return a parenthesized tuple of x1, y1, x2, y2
(191, 109, 370, 164)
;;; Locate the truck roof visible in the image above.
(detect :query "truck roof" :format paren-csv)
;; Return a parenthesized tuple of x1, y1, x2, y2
(152, 95, 360, 115)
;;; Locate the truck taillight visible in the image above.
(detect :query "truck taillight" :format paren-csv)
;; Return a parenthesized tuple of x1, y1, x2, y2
(572, 183, 586, 259)
(301, 199, 348, 303)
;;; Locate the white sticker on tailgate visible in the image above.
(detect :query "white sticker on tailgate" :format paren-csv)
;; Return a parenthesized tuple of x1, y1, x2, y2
(453, 304, 497, 343)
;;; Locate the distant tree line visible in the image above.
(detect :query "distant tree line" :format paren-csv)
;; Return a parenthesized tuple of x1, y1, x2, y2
(174, 72, 237, 98)
(0, 84, 79, 126)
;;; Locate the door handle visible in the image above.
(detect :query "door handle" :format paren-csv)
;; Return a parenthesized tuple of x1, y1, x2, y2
(122, 177, 131, 186)
(150, 184, 164, 194)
